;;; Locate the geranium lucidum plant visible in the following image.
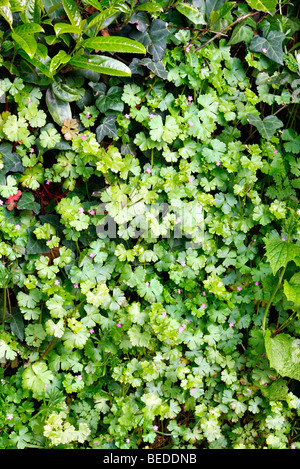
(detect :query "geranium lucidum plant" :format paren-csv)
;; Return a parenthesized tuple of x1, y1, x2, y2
(0, 0, 300, 450)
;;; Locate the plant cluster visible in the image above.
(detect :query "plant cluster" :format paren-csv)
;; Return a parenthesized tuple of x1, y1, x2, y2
(0, 0, 300, 449)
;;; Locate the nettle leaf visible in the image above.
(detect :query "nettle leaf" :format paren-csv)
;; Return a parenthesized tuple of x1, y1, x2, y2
(249, 30, 286, 65)
(247, 114, 283, 139)
(265, 238, 300, 275)
(246, 0, 277, 14)
(265, 330, 300, 380)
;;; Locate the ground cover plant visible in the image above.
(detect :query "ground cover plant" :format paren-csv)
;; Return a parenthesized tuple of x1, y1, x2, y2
(0, 0, 300, 449)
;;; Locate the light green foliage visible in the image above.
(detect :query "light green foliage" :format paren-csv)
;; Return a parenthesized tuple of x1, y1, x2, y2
(0, 0, 299, 451)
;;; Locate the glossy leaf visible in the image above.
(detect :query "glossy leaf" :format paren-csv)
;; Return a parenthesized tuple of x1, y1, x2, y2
(81, 36, 146, 55)
(69, 55, 132, 76)
(62, 0, 82, 26)
(249, 30, 286, 65)
(130, 19, 170, 62)
(54, 22, 83, 36)
(265, 330, 300, 380)
(84, 8, 119, 32)
(14, 23, 44, 36)
(18, 49, 52, 77)
(246, 0, 277, 14)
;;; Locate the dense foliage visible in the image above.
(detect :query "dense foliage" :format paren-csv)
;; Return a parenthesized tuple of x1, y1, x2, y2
(0, 0, 300, 449)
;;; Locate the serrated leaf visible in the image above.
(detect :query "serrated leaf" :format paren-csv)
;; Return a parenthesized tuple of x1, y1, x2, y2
(264, 238, 300, 275)
(11, 31, 37, 58)
(51, 80, 78, 102)
(246, 0, 277, 14)
(247, 114, 283, 139)
(249, 30, 285, 65)
(82, 36, 146, 55)
(69, 55, 132, 77)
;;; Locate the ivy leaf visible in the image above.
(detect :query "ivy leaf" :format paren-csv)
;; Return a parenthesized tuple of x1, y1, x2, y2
(247, 114, 283, 139)
(249, 30, 286, 65)
(265, 238, 300, 275)
(95, 116, 118, 143)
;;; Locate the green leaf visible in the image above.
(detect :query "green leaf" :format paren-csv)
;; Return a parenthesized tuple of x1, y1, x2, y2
(95, 116, 118, 142)
(265, 238, 300, 275)
(0, 5, 13, 27)
(45, 87, 72, 126)
(228, 23, 253, 46)
(176, 2, 206, 24)
(62, 0, 82, 26)
(26, 227, 49, 254)
(17, 49, 52, 77)
(51, 80, 78, 102)
(136, 1, 163, 13)
(22, 361, 54, 394)
(81, 36, 146, 55)
(265, 330, 300, 380)
(17, 192, 40, 214)
(247, 114, 283, 139)
(246, 0, 277, 14)
(249, 30, 286, 65)
(130, 19, 170, 62)
(210, 2, 235, 26)
(69, 55, 132, 77)
(54, 22, 83, 36)
(283, 273, 300, 305)
(14, 22, 44, 34)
